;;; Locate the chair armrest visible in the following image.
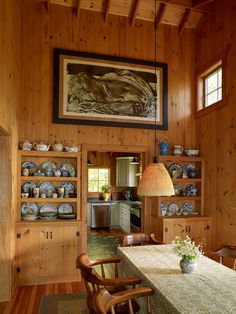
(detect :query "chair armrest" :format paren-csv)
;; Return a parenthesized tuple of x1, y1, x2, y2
(90, 255, 121, 266)
(111, 286, 153, 299)
(101, 276, 141, 287)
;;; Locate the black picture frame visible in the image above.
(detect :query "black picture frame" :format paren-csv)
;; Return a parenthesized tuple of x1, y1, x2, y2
(53, 48, 168, 130)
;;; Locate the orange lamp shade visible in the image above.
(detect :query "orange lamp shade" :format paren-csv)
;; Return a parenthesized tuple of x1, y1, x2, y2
(137, 163, 174, 196)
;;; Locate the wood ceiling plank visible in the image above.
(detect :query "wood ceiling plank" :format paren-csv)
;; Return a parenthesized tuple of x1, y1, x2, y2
(76, 0, 81, 18)
(155, 3, 167, 30)
(130, 0, 141, 27)
(192, 0, 214, 8)
(104, 0, 112, 23)
(178, 8, 191, 35)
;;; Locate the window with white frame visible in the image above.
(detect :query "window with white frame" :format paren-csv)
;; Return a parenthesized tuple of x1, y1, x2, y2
(204, 67, 222, 107)
(88, 167, 110, 192)
(197, 60, 223, 111)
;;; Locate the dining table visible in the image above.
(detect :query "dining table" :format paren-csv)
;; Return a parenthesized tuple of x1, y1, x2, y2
(117, 244, 236, 314)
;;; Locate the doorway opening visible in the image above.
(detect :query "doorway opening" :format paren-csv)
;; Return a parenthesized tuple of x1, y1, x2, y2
(81, 144, 149, 259)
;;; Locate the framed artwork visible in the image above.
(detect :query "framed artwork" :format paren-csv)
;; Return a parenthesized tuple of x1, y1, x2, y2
(53, 48, 168, 129)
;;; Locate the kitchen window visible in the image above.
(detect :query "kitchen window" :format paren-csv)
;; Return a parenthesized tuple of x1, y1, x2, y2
(88, 167, 110, 192)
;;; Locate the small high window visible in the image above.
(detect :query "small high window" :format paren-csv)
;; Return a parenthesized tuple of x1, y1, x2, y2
(88, 168, 110, 192)
(197, 60, 223, 112)
(204, 67, 222, 107)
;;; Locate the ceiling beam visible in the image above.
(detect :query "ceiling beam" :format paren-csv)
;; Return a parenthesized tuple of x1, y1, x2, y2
(104, 0, 112, 23)
(178, 8, 191, 36)
(74, 0, 81, 18)
(155, 3, 167, 31)
(192, 0, 214, 8)
(130, 0, 141, 27)
(44, 0, 50, 12)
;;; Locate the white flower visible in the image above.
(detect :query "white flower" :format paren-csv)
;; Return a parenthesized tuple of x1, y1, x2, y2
(172, 235, 204, 261)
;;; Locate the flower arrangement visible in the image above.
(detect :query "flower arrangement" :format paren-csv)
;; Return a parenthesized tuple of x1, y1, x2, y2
(172, 235, 204, 261)
(101, 183, 111, 193)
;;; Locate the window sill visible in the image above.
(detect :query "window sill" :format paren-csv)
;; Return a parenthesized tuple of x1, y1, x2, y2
(195, 96, 228, 119)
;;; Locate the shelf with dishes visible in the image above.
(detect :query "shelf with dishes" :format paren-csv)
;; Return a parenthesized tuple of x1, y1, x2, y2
(20, 201, 77, 221)
(20, 176, 78, 181)
(158, 154, 204, 218)
(17, 150, 81, 222)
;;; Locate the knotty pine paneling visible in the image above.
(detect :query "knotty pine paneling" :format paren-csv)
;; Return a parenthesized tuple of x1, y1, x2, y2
(19, 0, 195, 151)
(0, 0, 22, 301)
(195, 0, 236, 248)
(19, 0, 196, 234)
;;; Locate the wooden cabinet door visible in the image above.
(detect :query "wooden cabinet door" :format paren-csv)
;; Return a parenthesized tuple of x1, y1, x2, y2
(187, 220, 211, 250)
(163, 220, 187, 243)
(16, 223, 82, 285)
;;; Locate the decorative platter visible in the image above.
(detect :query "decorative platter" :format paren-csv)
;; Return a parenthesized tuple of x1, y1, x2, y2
(39, 182, 56, 194)
(59, 182, 75, 195)
(185, 163, 197, 172)
(21, 182, 36, 192)
(186, 184, 198, 196)
(168, 163, 183, 178)
(21, 202, 39, 215)
(39, 205, 58, 220)
(182, 202, 194, 213)
(167, 203, 179, 215)
(60, 163, 76, 177)
(21, 213, 38, 221)
(21, 161, 37, 172)
(58, 203, 74, 214)
(40, 161, 57, 170)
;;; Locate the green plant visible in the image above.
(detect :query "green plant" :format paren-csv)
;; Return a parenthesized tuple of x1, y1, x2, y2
(101, 183, 111, 193)
(172, 235, 204, 261)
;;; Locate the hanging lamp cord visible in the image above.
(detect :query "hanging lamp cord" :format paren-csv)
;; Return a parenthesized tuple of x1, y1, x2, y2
(153, 0, 158, 164)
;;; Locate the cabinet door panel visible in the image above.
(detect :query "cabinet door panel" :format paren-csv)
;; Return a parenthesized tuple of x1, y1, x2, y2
(16, 224, 81, 285)
(187, 221, 211, 250)
(163, 221, 187, 243)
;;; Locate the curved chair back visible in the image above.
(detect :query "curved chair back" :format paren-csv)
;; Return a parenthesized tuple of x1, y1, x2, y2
(119, 233, 161, 247)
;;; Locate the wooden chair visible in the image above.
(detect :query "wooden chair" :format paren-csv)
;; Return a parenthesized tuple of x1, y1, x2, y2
(76, 253, 142, 313)
(95, 286, 154, 314)
(207, 244, 236, 269)
(119, 232, 161, 247)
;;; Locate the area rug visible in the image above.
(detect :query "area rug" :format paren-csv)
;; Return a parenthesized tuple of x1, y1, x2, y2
(87, 233, 120, 259)
(39, 292, 89, 314)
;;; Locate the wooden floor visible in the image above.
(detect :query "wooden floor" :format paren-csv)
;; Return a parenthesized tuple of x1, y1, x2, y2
(0, 228, 122, 314)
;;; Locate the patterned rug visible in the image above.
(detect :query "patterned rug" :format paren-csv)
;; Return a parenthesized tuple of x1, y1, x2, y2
(87, 232, 120, 259)
(39, 292, 88, 314)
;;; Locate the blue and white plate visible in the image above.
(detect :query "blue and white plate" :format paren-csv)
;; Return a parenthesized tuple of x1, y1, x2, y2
(21, 181, 36, 192)
(167, 203, 179, 215)
(182, 202, 194, 213)
(41, 161, 57, 170)
(39, 182, 56, 193)
(59, 182, 75, 195)
(168, 163, 183, 178)
(21, 202, 39, 215)
(186, 184, 198, 196)
(21, 161, 37, 170)
(58, 203, 74, 214)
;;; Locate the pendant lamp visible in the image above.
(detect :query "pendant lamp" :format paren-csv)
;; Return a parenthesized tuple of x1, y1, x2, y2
(137, 0, 174, 197)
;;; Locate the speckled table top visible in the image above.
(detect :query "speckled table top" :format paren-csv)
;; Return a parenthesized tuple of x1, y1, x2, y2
(118, 244, 236, 314)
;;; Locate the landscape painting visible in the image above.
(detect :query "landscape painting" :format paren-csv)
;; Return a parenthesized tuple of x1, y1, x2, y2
(53, 49, 168, 129)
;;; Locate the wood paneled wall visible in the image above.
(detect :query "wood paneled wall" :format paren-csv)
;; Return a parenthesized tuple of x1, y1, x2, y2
(0, 0, 22, 301)
(195, 0, 236, 248)
(19, 0, 196, 231)
(19, 1, 195, 150)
